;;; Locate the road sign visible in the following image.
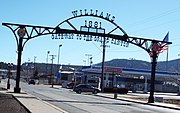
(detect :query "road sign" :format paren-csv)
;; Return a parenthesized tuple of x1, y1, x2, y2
(55, 72, 61, 79)
(17, 28, 26, 37)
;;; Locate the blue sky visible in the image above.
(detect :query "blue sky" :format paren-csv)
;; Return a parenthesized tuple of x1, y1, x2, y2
(0, 0, 180, 66)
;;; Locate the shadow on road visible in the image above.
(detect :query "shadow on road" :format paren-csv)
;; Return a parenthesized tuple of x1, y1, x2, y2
(42, 99, 131, 106)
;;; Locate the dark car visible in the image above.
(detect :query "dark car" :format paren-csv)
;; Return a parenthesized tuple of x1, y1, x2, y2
(28, 79, 35, 85)
(73, 84, 100, 94)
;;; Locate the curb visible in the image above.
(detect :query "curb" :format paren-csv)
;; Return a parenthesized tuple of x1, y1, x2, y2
(35, 96, 69, 113)
(24, 91, 69, 113)
(95, 94, 180, 111)
(12, 94, 32, 113)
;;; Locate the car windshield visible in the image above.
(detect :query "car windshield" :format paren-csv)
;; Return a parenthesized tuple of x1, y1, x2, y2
(76, 84, 92, 88)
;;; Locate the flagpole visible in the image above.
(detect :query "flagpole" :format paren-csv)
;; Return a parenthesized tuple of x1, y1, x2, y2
(163, 32, 169, 72)
(166, 48, 169, 71)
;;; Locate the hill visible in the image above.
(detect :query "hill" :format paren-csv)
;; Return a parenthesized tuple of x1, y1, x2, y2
(0, 59, 180, 72)
(95, 59, 179, 72)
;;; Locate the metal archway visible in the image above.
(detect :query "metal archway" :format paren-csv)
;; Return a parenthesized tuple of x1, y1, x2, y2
(2, 9, 172, 103)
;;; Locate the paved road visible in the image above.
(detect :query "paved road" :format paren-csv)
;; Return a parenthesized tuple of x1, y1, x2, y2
(16, 81, 179, 113)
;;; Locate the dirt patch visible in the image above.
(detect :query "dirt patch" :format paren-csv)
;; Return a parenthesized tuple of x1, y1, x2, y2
(123, 96, 180, 106)
(164, 99, 180, 106)
(0, 93, 31, 113)
(124, 97, 148, 102)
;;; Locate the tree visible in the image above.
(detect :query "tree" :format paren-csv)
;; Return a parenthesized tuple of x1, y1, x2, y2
(33, 69, 39, 79)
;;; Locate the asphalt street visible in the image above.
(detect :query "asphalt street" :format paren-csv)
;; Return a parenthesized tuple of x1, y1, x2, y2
(20, 81, 180, 113)
(1, 79, 180, 113)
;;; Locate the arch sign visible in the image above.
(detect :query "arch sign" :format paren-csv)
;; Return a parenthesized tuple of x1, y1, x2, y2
(52, 9, 129, 48)
(2, 9, 172, 103)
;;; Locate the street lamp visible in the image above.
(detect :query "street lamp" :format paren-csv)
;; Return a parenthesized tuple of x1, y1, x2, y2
(57, 44, 62, 65)
(46, 51, 50, 75)
(90, 57, 93, 66)
(7, 63, 13, 89)
(85, 54, 92, 66)
(47, 51, 50, 64)
(26, 58, 30, 82)
(49, 54, 56, 87)
(34, 56, 37, 71)
(112, 73, 118, 99)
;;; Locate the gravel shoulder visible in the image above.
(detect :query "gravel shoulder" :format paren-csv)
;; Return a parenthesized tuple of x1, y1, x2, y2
(0, 88, 30, 113)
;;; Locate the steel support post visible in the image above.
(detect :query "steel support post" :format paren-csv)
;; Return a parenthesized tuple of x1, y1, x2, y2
(148, 51, 157, 103)
(14, 37, 23, 93)
(7, 77, 10, 89)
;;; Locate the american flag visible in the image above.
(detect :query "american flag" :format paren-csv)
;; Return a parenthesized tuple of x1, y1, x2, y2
(149, 32, 169, 56)
(159, 32, 169, 53)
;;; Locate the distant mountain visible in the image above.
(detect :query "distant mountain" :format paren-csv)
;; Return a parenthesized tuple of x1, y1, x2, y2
(157, 59, 179, 72)
(95, 59, 179, 72)
(0, 59, 179, 72)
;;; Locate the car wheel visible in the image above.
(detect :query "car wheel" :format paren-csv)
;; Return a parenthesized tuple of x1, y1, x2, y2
(93, 90, 98, 94)
(77, 90, 81, 94)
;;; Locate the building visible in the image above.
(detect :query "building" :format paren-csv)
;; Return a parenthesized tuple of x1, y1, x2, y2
(79, 66, 179, 93)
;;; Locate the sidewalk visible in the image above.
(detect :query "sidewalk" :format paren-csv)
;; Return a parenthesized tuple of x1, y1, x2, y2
(0, 80, 68, 113)
(96, 92, 180, 110)
(12, 91, 68, 113)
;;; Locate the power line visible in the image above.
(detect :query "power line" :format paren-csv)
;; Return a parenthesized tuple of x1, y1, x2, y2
(169, 44, 180, 48)
(107, 50, 142, 53)
(130, 17, 180, 34)
(91, 42, 102, 52)
(127, 6, 180, 28)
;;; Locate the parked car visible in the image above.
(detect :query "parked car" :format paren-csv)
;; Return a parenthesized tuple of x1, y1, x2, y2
(28, 79, 35, 85)
(67, 82, 75, 89)
(73, 84, 100, 94)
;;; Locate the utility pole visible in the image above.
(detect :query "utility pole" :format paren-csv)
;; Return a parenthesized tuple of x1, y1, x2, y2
(49, 55, 56, 88)
(100, 37, 110, 93)
(101, 37, 106, 93)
